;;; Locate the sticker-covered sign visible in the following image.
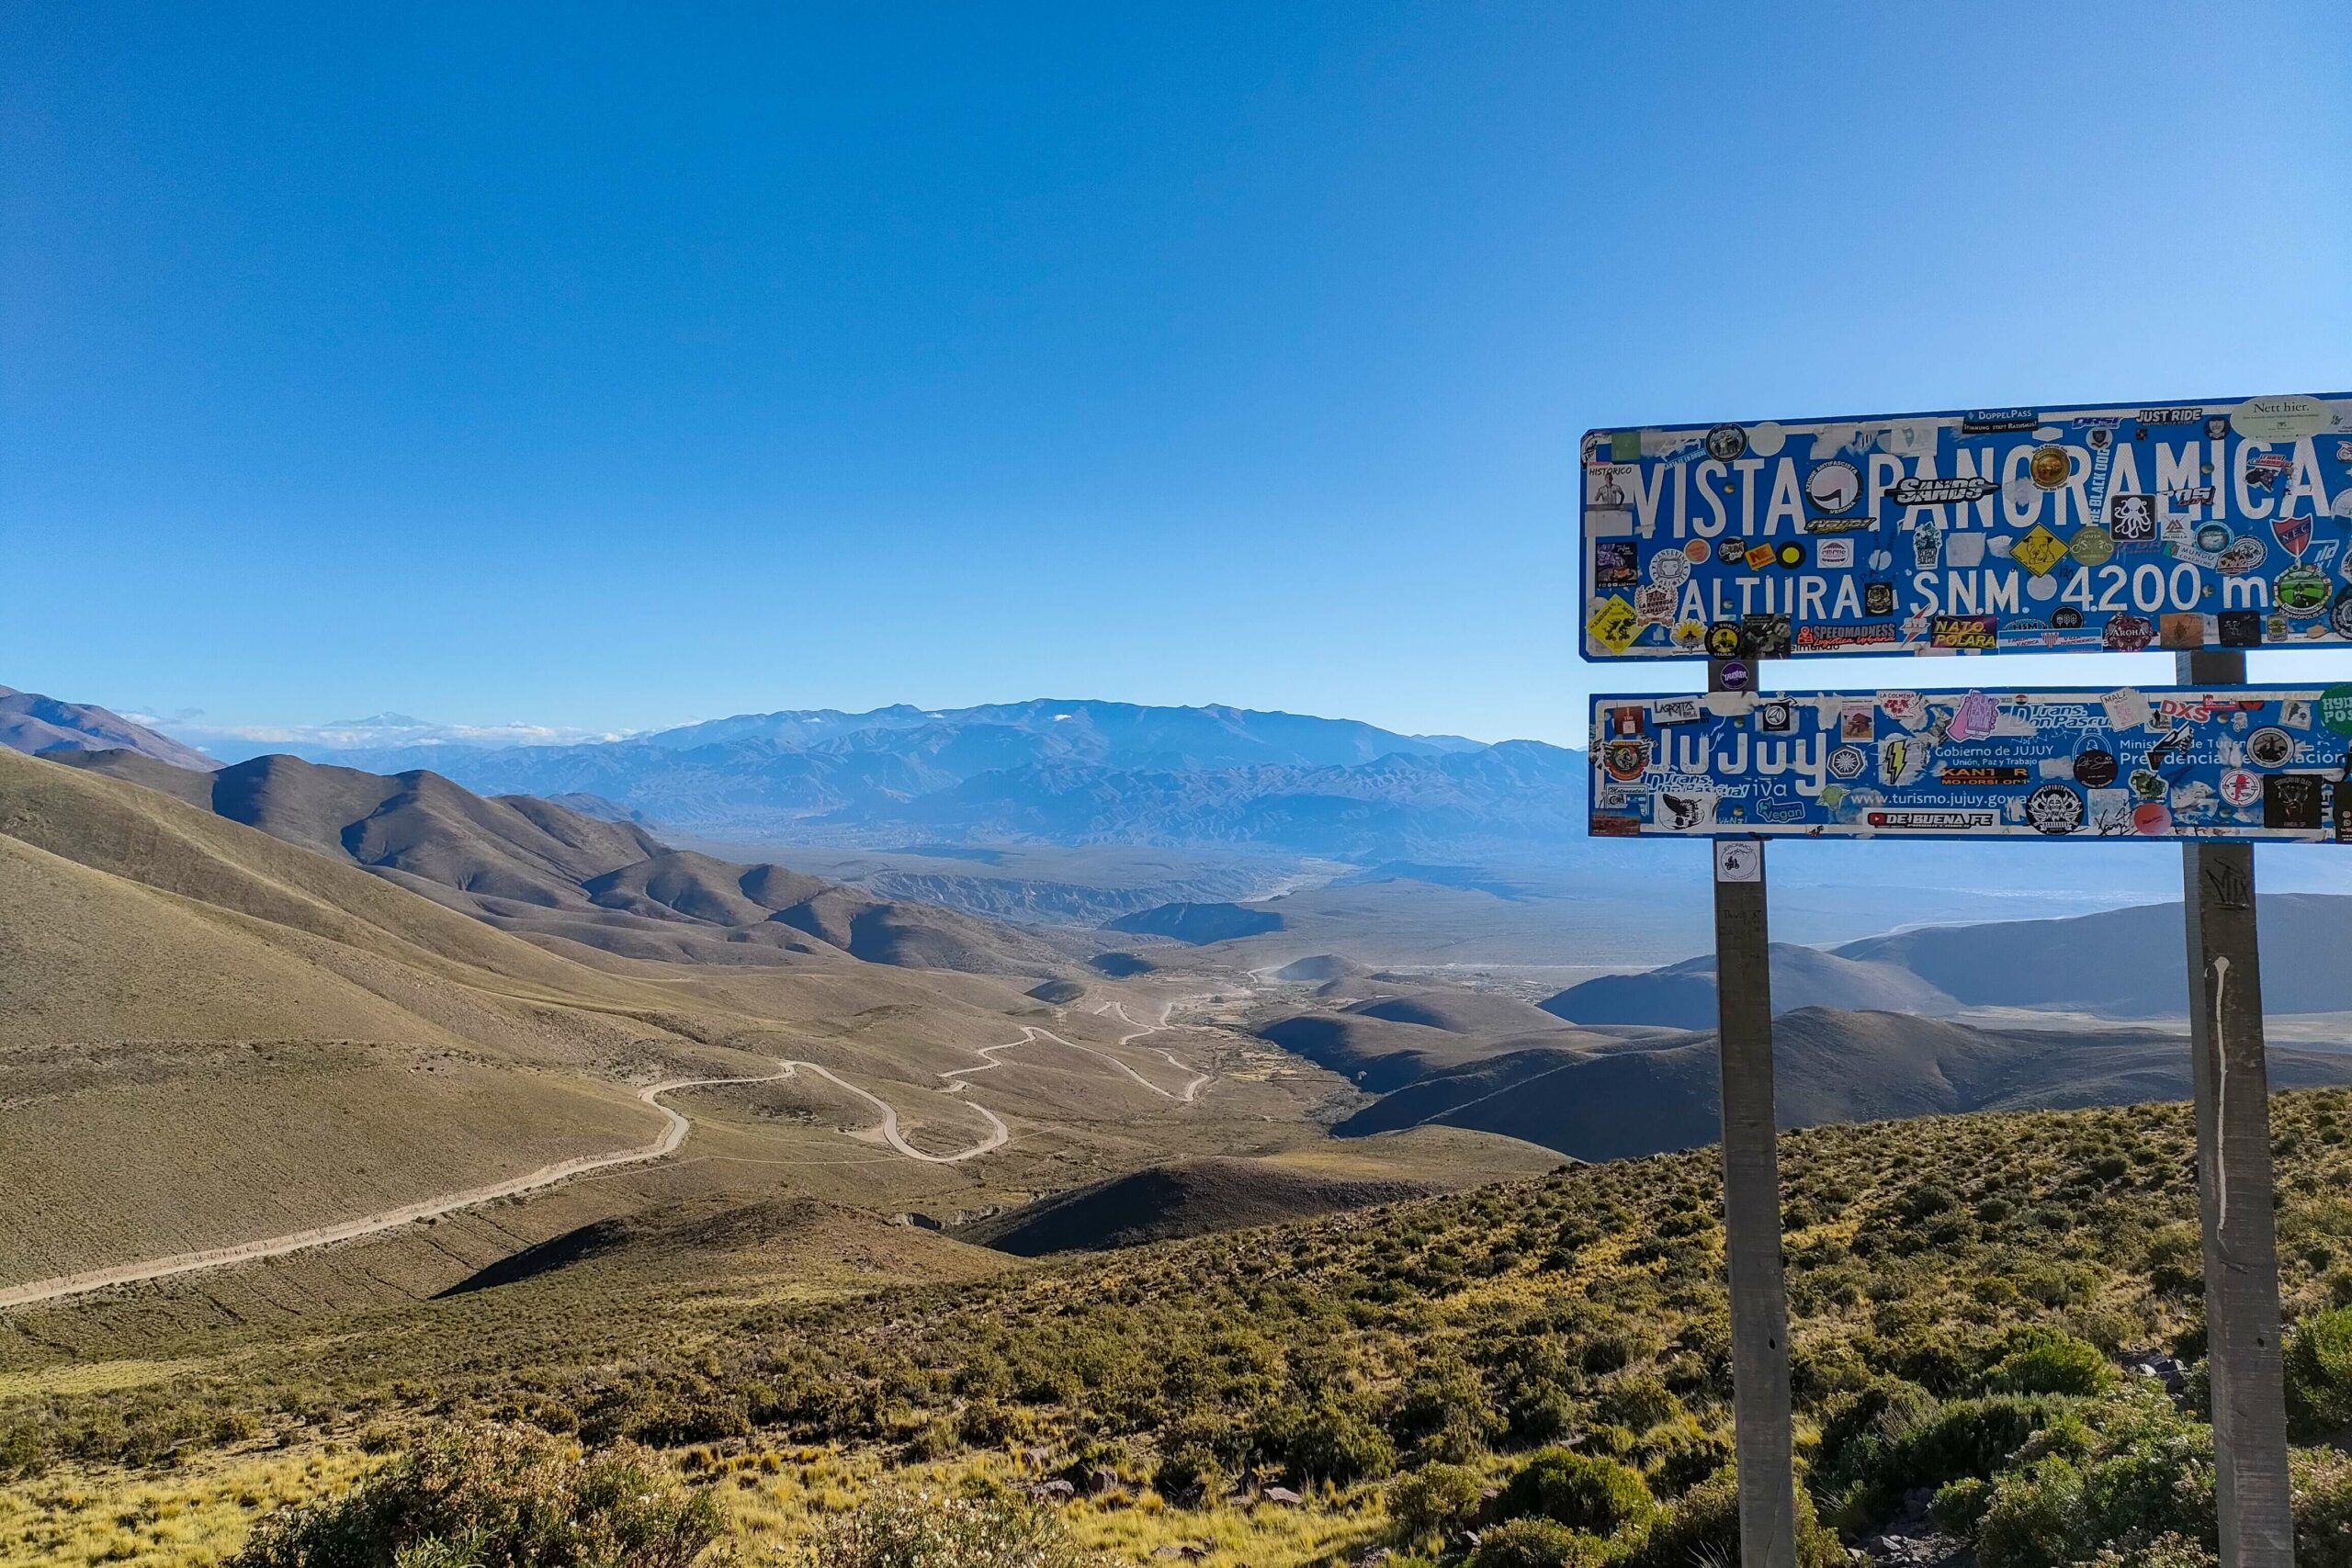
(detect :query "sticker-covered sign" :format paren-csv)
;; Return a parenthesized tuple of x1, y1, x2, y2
(1589, 686, 2352, 843)
(1579, 393, 2352, 660)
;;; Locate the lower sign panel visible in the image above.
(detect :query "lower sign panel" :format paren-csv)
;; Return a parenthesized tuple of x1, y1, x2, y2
(1590, 685, 2352, 842)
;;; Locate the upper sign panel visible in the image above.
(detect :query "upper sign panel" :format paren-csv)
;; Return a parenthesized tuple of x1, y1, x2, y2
(1580, 393, 2352, 660)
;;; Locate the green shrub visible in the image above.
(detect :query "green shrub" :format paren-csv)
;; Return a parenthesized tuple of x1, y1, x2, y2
(1385, 1463, 1483, 1547)
(228, 1424, 724, 1568)
(1256, 1400, 1396, 1485)
(794, 1489, 1102, 1568)
(1593, 1371, 1679, 1432)
(1975, 1456, 2086, 1568)
(1929, 1476, 1991, 1534)
(2287, 1306, 2352, 1440)
(1984, 1328, 2116, 1399)
(1624, 1470, 1842, 1568)
(1468, 1517, 1606, 1568)
(1497, 1448, 1654, 1535)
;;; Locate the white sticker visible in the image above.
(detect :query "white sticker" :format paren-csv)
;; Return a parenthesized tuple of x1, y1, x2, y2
(1656, 791, 1718, 831)
(1653, 695, 1702, 726)
(1714, 840, 1763, 883)
(1747, 421, 1786, 457)
(1816, 538, 1853, 569)
(2102, 688, 2153, 732)
(2231, 394, 2332, 442)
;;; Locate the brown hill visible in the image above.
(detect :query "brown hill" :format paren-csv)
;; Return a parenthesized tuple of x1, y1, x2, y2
(963, 1156, 1442, 1255)
(53, 749, 1060, 977)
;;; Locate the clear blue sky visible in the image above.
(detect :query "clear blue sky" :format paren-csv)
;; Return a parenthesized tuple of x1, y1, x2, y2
(5, 2, 2349, 745)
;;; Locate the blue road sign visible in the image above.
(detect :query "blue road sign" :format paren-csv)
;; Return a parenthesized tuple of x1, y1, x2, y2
(1580, 393, 2352, 660)
(1589, 683, 2352, 843)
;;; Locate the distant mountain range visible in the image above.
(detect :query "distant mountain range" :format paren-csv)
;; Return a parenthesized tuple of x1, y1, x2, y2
(0, 684, 217, 772)
(164, 698, 1586, 862)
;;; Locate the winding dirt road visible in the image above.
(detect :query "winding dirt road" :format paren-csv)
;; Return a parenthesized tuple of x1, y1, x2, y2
(0, 994, 1209, 1310)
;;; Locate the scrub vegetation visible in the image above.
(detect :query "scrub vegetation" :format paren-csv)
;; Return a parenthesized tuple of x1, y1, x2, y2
(17, 1090, 2352, 1565)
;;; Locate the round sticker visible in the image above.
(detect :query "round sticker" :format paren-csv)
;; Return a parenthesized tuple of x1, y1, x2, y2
(1716, 659, 1751, 690)
(1705, 623, 1743, 658)
(2196, 523, 2233, 553)
(2246, 728, 2294, 768)
(2220, 770, 2262, 808)
(2070, 526, 2115, 566)
(1776, 543, 1804, 569)
(2319, 683, 2352, 736)
(2025, 783, 2085, 835)
(1804, 460, 1861, 515)
(2230, 393, 2332, 442)
(1650, 549, 1690, 588)
(2026, 573, 2058, 602)
(2073, 750, 2119, 788)
(2132, 802, 2174, 836)
(2029, 445, 2072, 490)
(2104, 614, 2154, 650)
(1704, 424, 1747, 462)
(1602, 740, 1651, 783)
(1717, 538, 1747, 562)
(1747, 421, 1786, 457)
(1683, 538, 1711, 564)
(2278, 565, 2332, 616)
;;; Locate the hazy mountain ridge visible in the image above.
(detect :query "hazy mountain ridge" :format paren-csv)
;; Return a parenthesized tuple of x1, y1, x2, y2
(0, 685, 218, 773)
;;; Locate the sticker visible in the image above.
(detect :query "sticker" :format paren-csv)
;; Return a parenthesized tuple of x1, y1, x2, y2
(1827, 745, 1866, 780)
(2230, 393, 2332, 442)
(1683, 538, 1711, 564)
(1776, 543, 1805, 569)
(2108, 493, 2159, 544)
(1587, 595, 1640, 654)
(1704, 423, 1747, 461)
(2276, 513, 2314, 559)
(1705, 623, 1744, 658)
(1657, 791, 1718, 830)
(1864, 581, 1896, 616)
(1747, 421, 1786, 457)
(1744, 543, 1776, 570)
(2314, 686, 2352, 738)
(1715, 659, 1751, 691)
(2102, 688, 2154, 731)
(2281, 698, 2314, 730)
(2029, 445, 2073, 490)
(2073, 750, 2119, 788)
(1601, 739, 1652, 782)
(1886, 475, 1996, 507)
(1804, 460, 1862, 516)
(2070, 526, 2115, 567)
(2333, 590, 2352, 640)
(2218, 536, 2267, 575)
(1946, 533, 1988, 569)
(1881, 691, 1925, 724)
(2012, 525, 2068, 577)
(2246, 728, 2294, 768)
(1594, 538, 1639, 585)
(2159, 613, 2206, 649)
(2133, 802, 2174, 836)
(1649, 549, 1690, 588)
(1757, 700, 1793, 733)
(1652, 696, 1702, 726)
(2220, 610, 2265, 647)
(2264, 774, 2324, 829)
(2025, 574, 2059, 603)
(1817, 538, 1853, 570)
(1945, 691, 1999, 742)
(1840, 702, 1875, 740)
(2025, 783, 2085, 835)
(2278, 565, 2332, 617)
(2219, 769, 2262, 808)
(1930, 615, 1996, 649)
(1714, 840, 1762, 882)
(2103, 614, 2154, 651)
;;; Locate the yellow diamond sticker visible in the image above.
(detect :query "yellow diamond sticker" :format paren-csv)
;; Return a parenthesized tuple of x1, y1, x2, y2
(1587, 594, 1640, 654)
(2013, 524, 2067, 577)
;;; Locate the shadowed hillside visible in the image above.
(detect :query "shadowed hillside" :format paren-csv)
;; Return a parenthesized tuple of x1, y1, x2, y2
(964, 1157, 1442, 1255)
(1335, 1006, 2352, 1159)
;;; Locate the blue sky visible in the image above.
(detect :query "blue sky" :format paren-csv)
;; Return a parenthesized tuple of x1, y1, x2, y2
(5, 2, 2349, 747)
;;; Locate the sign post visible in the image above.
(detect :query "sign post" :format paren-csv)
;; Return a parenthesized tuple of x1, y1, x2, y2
(1709, 671, 1796, 1568)
(2180, 649, 2294, 1568)
(1584, 391, 2349, 1567)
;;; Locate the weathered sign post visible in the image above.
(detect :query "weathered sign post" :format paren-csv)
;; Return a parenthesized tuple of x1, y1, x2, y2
(1583, 391, 2351, 1568)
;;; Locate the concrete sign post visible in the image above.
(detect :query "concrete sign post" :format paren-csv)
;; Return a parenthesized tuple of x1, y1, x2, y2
(1582, 391, 2347, 1568)
(1707, 667, 1796, 1568)
(2179, 649, 2295, 1568)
